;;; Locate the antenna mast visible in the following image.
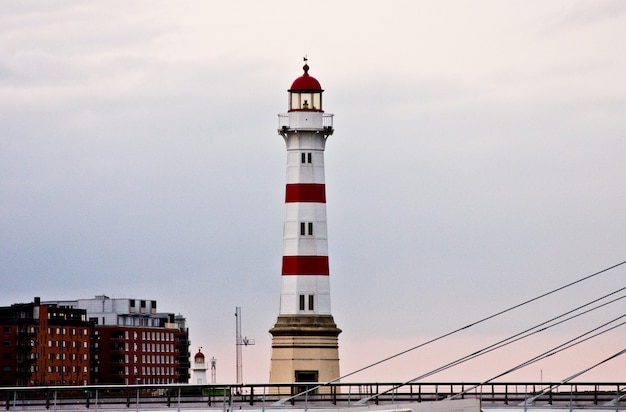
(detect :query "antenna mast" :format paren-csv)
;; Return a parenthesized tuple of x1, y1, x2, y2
(235, 307, 255, 384)
(210, 357, 217, 384)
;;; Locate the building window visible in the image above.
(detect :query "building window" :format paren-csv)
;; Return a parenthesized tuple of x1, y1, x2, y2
(299, 295, 305, 311)
(308, 295, 314, 311)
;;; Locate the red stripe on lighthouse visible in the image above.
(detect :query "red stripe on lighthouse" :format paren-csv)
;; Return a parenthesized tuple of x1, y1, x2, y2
(285, 184, 326, 203)
(281, 256, 329, 275)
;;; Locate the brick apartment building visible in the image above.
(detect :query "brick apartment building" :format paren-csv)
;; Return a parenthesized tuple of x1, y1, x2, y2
(0, 298, 90, 386)
(0, 296, 190, 386)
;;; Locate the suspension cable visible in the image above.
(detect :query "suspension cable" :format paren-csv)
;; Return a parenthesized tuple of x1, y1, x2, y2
(448, 314, 626, 399)
(520, 347, 626, 405)
(356, 289, 626, 404)
(273, 259, 626, 406)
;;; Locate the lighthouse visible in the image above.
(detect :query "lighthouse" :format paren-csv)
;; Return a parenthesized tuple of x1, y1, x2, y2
(190, 348, 208, 385)
(269, 61, 341, 388)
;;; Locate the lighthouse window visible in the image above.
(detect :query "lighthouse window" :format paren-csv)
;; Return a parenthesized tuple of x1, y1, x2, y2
(298, 295, 314, 311)
(301, 153, 312, 164)
(300, 222, 313, 236)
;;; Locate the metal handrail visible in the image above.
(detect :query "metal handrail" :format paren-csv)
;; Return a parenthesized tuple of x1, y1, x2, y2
(1, 381, 624, 410)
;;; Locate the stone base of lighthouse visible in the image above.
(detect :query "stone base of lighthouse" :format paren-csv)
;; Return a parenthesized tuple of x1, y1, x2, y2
(269, 314, 341, 394)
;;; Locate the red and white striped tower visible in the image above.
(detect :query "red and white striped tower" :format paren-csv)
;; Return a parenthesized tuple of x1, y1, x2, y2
(269, 61, 341, 387)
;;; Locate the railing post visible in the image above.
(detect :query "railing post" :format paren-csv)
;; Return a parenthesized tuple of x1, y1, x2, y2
(549, 388, 553, 405)
(375, 383, 379, 405)
(222, 387, 226, 412)
(229, 386, 234, 412)
(304, 386, 308, 411)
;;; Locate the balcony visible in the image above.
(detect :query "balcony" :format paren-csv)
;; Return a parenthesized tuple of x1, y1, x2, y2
(109, 343, 124, 352)
(109, 355, 124, 364)
(278, 113, 334, 133)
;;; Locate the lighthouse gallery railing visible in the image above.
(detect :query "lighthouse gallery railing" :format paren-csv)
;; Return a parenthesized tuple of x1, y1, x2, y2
(278, 113, 334, 129)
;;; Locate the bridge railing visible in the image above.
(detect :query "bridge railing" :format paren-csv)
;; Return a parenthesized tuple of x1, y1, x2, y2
(1, 382, 624, 410)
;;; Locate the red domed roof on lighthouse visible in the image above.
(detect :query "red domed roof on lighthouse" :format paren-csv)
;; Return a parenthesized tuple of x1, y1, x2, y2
(194, 349, 205, 362)
(289, 63, 323, 92)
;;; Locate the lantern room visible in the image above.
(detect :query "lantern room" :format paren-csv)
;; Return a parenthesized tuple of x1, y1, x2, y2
(288, 63, 324, 112)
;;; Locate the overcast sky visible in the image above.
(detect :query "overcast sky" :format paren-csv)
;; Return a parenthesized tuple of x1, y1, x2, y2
(1, 1, 625, 384)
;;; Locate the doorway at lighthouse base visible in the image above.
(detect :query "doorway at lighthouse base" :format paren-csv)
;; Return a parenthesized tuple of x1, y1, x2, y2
(269, 314, 341, 395)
